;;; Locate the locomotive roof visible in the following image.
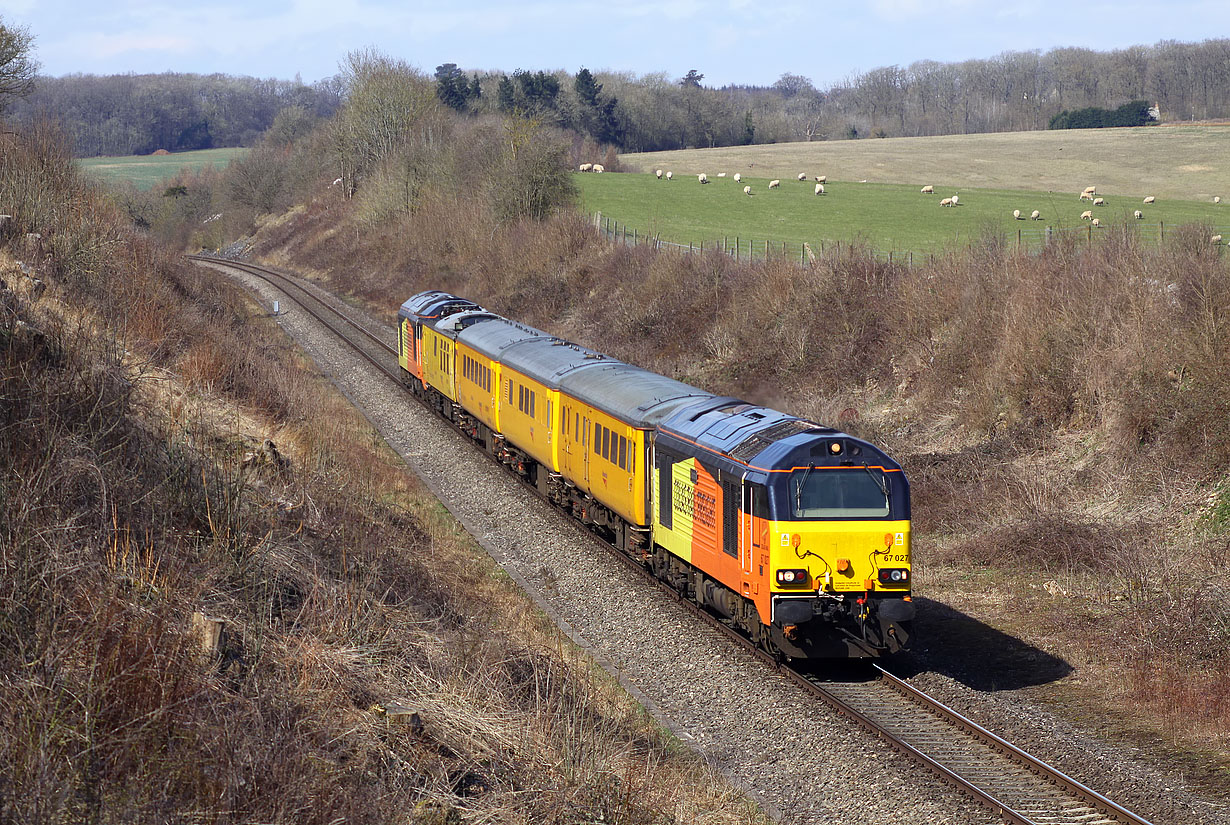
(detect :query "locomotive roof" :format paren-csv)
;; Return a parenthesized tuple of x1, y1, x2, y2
(557, 362, 714, 428)
(400, 292, 479, 323)
(659, 399, 900, 476)
(399, 290, 454, 317)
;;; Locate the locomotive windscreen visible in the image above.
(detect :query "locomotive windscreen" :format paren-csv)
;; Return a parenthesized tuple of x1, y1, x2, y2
(789, 468, 890, 519)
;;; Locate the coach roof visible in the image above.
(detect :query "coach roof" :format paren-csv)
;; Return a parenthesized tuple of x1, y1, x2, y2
(558, 362, 714, 428)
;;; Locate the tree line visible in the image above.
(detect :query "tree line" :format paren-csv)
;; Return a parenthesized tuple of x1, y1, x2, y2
(427, 38, 1230, 151)
(7, 26, 1230, 158)
(8, 71, 342, 156)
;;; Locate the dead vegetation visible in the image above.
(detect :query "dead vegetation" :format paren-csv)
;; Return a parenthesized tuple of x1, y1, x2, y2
(0, 125, 770, 823)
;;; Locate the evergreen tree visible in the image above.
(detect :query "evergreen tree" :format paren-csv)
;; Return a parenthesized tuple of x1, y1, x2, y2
(574, 67, 601, 107)
(680, 69, 704, 88)
(496, 75, 516, 112)
(434, 63, 468, 111)
(468, 73, 482, 101)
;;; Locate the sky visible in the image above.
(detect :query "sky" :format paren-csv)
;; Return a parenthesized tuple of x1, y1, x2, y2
(3, 0, 1229, 89)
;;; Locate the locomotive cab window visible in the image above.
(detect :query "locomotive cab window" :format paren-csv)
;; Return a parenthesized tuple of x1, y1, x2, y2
(789, 468, 890, 519)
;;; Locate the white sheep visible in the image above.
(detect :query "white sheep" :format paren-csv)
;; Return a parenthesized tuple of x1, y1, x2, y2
(655, 169, 663, 179)
(815, 176, 826, 184)
(940, 197, 953, 207)
(1093, 197, 1105, 206)
(1012, 209, 1022, 220)
(797, 173, 807, 181)
(665, 171, 673, 180)
(921, 185, 934, 194)
(1215, 196, 1222, 204)
(1213, 234, 1223, 244)
(1091, 218, 1101, 227)
(768, 179, 781, 189)
(1143, 195, 1156, 204)
(1134, 210, 1143, 219)
(733, 173, 741, 183)
(1080, 210, 1093, 220)
(950, 194, 959, 206)
(579, 163, 592, 172)
(814, 183, 824, 195)
(1030, 210, 1041, 220)
(698, 173, 708, 184)
(743, 185, 752, 196)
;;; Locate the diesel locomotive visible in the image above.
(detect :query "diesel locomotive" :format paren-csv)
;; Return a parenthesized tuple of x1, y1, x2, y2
(398, 291, 914, 658)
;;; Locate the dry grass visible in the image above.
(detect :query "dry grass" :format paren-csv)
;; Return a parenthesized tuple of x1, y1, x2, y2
(0, 124, 772, 824)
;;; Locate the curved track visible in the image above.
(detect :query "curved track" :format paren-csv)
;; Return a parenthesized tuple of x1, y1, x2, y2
(190, 253, 1156, 825)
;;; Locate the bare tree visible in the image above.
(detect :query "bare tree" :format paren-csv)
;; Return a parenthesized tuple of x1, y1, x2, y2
(0, 17, 37, 114)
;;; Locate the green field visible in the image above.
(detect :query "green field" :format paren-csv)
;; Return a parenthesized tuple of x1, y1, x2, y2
(79, 147, 249, 190)
(586, 126, 1230, 254)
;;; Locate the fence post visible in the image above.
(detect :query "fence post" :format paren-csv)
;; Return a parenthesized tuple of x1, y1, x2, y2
(633, 228, 638, 245)
(1160, 220, 1164, 243)
(1017, 228, 1021, 248)
(909, 251, 913, 267)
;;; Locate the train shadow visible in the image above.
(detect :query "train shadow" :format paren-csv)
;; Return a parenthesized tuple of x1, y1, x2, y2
(889, 596, 1073, 690)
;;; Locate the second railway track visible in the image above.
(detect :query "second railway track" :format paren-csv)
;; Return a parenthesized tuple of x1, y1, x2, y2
(192, 253, 1162, 825)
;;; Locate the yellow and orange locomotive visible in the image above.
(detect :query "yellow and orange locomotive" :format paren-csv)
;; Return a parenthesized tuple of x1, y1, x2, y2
(398, 291, 913, 658)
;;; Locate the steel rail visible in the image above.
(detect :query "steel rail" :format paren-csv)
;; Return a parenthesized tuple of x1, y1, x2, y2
(190, 254, 1156, 825)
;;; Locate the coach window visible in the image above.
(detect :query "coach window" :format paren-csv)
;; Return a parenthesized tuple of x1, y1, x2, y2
(593, 422, 600, 454)
(618, 435, 627, 470)
(507, 380, 513, 404)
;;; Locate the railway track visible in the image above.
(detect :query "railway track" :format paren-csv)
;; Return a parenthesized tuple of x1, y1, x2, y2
(190, 253, 1157, 825)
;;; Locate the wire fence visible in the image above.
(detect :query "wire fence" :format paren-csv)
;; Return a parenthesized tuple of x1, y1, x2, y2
(590, 213, 1229, 267)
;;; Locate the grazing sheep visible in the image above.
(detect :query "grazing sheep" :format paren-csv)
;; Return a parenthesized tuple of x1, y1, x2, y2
(1013, 209, 1022, 220)
(698, 173, 708, 184)
(940, 197, 954, 207)
(921, 185, 934, 194)
(1080, 210, 1093, 220)
(1134, 210, 1144, 219)
(592, 164, 604, 173)
(950, 194, 959, 206)
(733, 173, 741, 183)
(815, 175, 826, 184)
(743, 185, 752, 196)
(797, 173, 807, 181)
(1143, 195, 1156, 204)
(1030, 210, 1041, 220)
(1091, 218, 1101, 227)
(665, 171, 673, 180)
(655, 169, 663, 179)
(1093, 197, 1105, 206)
(1213, 234, 1223, 244)
(1216, 196, 1222, 204)
(814, 183, 824, 195)
(1080, 186, 1097, 200)
(768, 179, 781, 189)
(579, 163, 592, 172)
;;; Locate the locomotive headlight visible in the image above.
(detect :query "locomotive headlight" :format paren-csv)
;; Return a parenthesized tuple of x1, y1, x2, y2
(877, 568, 910, 586)
(829, 440, 843, 455)
(776, 569, 810, 588)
